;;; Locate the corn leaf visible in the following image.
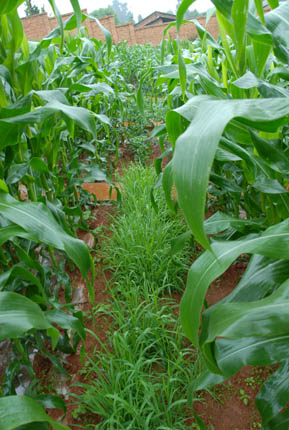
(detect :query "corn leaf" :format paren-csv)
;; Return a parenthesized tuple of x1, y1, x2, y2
(172, 96, 289, 250)
(0, 292, 50, 340)
(0, 191, 91, 278)
(0, 395, 70, 430)
(256, 361, 289, 424)
(180, 218, 289, 346)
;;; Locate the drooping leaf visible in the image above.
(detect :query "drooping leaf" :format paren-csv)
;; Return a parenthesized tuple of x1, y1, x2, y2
(88, 12, 112, 58)
(256, 361, 289, 424)
(265, 1, 289, 63)
(0, 395, 70, 430)
(0, 192, 91, 278)
(180, 218, 289, 346)
(0, 292, 50, 341)
(0, 0, 24, 15)
(172, 96, 289, 250)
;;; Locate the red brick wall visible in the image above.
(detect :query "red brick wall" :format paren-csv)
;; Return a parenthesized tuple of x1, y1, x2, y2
(21, 11, 219, 45)
(22, 12, 50, 40)
(116, 22, 136, 45)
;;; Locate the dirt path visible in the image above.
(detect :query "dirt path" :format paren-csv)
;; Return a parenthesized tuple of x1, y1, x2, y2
(43, 150, 268, 430)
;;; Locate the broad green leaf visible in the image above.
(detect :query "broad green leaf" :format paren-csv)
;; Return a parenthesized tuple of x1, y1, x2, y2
(172, 96, 289, 250)
(33, 89, 69, 105)
(81, 165, 108, 183)
(64, 10, 86, 31)
(6, 163, 29, 185)
(215, 147, 241, 162)
(30, 158, 49, 174)
(220, 137, 257, 176)
(0, 100, 96, 140)
(0, 180, 8, 193)
(204, 211, 263, 235)
(176, 0, 196, 32)
(88, 12, 112, 58)
(251, 132, 289, 174)
(204, 279, 289, 343)
(180, 218, 289, 346)
(69, 82, 114, 96)
(265, 1, 289, 63)
(264, 410, 289, 430)
(233, 71, 289, 97)
(46, 309, 85, 340)
(210, 172, 243, 193)
(264, 409, 289, 430)
(0, 292, 50, 340)
(209, 334, 289, 380)
(0, 395, 70, 430)
(0, 225, 28, 246)
(268, 0, 279, 9)
(160, 63, 225, 98)
(35, 395, 66, 412)
(252, 178, 288, 194)
(269, 67, 289, 80)
(222, 255, 289, 303)
(0, 0, 24, 14)
(192, 19, 220, 48)
(189, 368, 226, 392)
(211, 0, 234, 19)
(0, 94, 32, 118)
(0, 265, 44, 294)
(256, 361, 289, 424)
(216, 11, 238, 78)
(0, 192, 91, 278)
(170, 231, 192, 255)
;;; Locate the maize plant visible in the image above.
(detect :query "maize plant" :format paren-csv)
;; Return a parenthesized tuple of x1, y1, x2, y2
(158, 0, 289, 428)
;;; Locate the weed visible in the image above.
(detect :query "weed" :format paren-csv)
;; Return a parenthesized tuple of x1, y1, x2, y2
(127, 135, 152, 164)
(103, 164, 192, 294)
(245, 376, 257, 390)
(73, 165, 198, 429)
(239, 388, 250, 406)
(74, 284, 198, 429)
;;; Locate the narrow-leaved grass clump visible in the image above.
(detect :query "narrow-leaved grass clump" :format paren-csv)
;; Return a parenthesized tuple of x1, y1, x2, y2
(104, 164, 191, 293)
(74, 283, 198, 430)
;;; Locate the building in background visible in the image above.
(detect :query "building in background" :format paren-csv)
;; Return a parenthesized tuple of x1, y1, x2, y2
(135, 12, 176, 29)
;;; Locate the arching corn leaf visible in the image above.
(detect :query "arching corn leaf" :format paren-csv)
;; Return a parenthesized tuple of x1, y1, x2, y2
(0, 192, 91, 278)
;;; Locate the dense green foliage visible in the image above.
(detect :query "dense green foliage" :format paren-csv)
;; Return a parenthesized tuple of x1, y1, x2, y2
(2, 0, 289, 428)
(74, 165, 197, 429)
(0, 1, 160, 428)
(104, 165, 191, 293)
(157, 0, 289, 428)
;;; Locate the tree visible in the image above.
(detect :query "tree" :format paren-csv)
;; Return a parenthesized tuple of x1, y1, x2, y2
(112, 0, 134, 24)
(24, 0, 40, 16)
(90, 6, 120, 24)
(185, 9, 202, 19)
(176, 0, 182, 13)
(137, 14, 143, 23)
(176, 1, 202, 19)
